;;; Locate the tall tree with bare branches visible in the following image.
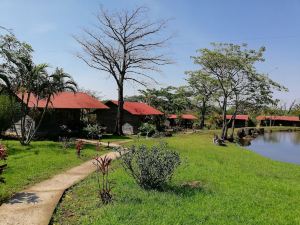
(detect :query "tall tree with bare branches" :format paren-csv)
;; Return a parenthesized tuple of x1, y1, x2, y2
(75, 7, 171, 135)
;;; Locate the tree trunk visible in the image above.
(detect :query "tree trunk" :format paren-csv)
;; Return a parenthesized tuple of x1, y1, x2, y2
(115, 85, 124, 136)
(230, 113, 237, 137)
(221, 98, 227, 140)
(25, 96, 52, 145)
(199, 101, 206, 129)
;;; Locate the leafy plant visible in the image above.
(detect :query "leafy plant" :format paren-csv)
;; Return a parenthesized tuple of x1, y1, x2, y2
(0, 143, 7, 183)
(75, 140, 84, 157)
(58, 136, 74, 150)
(119, 143, 181, 190)
(138, 123, 156, 137)
(93, 155, 113, 204)
(0, 95, 20, 134)
(83, 124, 103, 139)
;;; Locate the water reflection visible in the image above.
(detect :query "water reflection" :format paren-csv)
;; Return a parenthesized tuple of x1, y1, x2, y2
(246, 132, 300, 165)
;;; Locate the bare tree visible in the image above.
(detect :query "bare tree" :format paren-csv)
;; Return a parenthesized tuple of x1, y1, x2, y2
(75, 7, 171, 135)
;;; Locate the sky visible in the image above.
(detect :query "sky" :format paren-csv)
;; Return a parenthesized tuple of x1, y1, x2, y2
(0, 0, 300, 104)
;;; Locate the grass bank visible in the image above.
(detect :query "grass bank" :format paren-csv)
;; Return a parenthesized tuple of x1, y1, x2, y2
(0, 140, 106, 204)
(52, 132, 300, 225)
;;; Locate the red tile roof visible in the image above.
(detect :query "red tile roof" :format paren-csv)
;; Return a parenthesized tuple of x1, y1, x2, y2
(181, 114, 197, 120)
(168, 114, 197, 120)
(256, 115, 300, 122)
(226, 115, 249, 121)
(109, 101, 163, 115)
(17, 92, 109, 109)
(168, 114, 178, 119)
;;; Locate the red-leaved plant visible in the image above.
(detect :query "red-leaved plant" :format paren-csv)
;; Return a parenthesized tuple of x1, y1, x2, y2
(0, 143, 8, 184)
(75, 140, 84, 157)
(93, 155, 113, 204)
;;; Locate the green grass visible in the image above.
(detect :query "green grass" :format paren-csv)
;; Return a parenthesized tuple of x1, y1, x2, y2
(0, 140, 107, 204)
(52, 132, 300, 225)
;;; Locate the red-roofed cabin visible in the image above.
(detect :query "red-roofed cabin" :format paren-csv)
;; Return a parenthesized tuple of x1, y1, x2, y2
(15, 92, 108, 137)
(256, 115, 300, 127)
(225, 115, 253, 128)
(167, 114, 198, 128)
(97, 101, 163, 134)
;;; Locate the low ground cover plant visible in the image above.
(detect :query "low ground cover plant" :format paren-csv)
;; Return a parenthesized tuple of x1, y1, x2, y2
(59, 136, 75, 150)
(119, 143, 181, 190)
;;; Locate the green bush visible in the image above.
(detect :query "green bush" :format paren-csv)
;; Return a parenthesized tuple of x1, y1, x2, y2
(138, 123, 156, 137)
(0, 95, 19, 133)
(83, 124, 103, 139)
(119, 143, 181, 190)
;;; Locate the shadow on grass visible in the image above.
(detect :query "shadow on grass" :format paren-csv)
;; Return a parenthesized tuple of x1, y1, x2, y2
(161, 181, 213, 197)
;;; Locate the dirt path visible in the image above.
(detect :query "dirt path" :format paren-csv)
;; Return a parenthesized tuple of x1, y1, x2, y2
(0, 150, 123, 225)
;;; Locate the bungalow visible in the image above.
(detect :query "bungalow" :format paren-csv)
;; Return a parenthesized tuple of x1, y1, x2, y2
(14, 92, 109, 137)
(226, 115, 253, 128)
(167, 114, 198, 128)
(97, 101, 164, 134)
(256, 115, 300, 127)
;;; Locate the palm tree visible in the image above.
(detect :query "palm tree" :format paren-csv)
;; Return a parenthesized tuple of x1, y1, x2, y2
(26, 68, 77, 144)
(19, 67, 77, 145)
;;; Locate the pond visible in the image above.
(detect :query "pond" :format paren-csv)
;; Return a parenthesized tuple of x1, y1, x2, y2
(246, 131, 300, 165)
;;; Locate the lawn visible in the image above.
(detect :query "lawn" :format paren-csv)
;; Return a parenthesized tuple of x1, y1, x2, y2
(52, 132, 300, 225)
(0, 140, 106, 204)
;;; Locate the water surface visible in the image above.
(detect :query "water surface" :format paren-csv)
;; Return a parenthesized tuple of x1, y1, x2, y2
(246, 131, 300, 165)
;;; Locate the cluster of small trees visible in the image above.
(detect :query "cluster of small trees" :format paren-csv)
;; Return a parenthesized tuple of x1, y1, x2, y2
(126, 44, 287, 139)
(0, 32, 77, 145)
(187, 43, 287, 139)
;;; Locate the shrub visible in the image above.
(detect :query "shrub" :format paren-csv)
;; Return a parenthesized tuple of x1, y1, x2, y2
(152, 131, 173, 138)
(0, 95, 19, 133)
(93, 155, 113, 204)
(83, 124, 103, 139)
(0, 143, 7, 184)
(119, 143, 181, 190)
(138, 123, 156, 137)
(58, 136, 74, 150)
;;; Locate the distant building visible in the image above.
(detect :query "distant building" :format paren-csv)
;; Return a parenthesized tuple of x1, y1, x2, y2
(14, 92, 109, 137)
(225, 115, 253, 128)
(97, 101, 163, 134)
(256, 115, 300, 127)
(167, 114, 198, 128)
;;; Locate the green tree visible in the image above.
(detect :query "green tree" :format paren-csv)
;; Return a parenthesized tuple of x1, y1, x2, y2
(138, 86, 190, 114)
(185, 71, 218, 129)
(0, 34, 77, 145)
(192, 43, 285, 139)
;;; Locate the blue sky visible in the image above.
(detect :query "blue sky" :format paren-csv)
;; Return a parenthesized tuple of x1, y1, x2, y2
(1, 0, 300, 103)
